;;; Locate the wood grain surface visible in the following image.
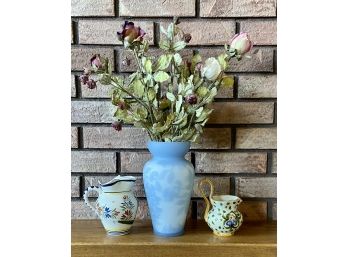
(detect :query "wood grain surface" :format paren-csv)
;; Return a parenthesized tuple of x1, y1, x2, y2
(72, 220, 276, 257)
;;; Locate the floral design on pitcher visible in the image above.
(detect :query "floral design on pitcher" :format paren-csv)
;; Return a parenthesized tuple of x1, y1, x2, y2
(103, 207, 112, 218)
(94, 195, 136, 224)
(223, 211, 242, 230)
(119, 195, 135, 224)
(112, 209, 120, 218)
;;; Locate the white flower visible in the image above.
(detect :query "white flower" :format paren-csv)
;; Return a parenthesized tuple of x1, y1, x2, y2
(201, 57, 221, 81)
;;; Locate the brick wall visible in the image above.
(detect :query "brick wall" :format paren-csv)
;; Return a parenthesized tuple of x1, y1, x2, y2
(71, 0, 277, 221)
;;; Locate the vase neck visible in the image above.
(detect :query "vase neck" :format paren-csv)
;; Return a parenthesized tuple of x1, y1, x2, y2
(147, 141, 190, 158)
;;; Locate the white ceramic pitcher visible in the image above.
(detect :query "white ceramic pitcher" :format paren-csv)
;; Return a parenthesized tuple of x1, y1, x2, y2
(83, 175, 138, 236)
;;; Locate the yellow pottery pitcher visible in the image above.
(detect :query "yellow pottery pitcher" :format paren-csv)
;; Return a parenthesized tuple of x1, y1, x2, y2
(198, 178, 243, 236)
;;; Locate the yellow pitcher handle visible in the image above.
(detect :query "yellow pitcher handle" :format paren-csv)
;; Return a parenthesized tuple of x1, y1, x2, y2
(198, 178, 215, 222)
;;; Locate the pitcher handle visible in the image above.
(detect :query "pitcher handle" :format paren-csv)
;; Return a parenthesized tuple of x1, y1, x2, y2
(83, 186, 100, 216)
(198, 178, 215, 222)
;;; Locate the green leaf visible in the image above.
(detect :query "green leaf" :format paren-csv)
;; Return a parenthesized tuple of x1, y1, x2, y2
(173, 41, 186, 51)
(205, 87, 218, 103)
(200, 117, 209, 126)
(159, 40, 170, 50)
(196, 107, 203, 117)
(152, 98, 158, 108)
(99, 74, 111, 84)
(196, 109, 213, 122)
(143, 41, 149, 52)
(167, 24, 174, 38)
(132, 79, 144, 97)
(197, 86, 208, 98)
(107, 58, 112, 75)
(221, 76, 234, 88)
(155, 54, 172, 71)
(178, 83, 184, 94)
(136, 107, 148, 119)
(174, 53, 182, 66)
(172, 134, 184, 142)
(195, 124, 203, 134)
(153, 113, 175, 133)
(218, 53, 228, 70)
(178, 115, 188, 128)
(166, 92, 175, 102)
(191, 53, 202, 67)
(182, 128, 195, 141)
(160, 25, 167, 36)
(147, 88, 156, 101)
(144, 59, 152, 73)
(154, 71, 170, 83)
(175, 95, 183, 113)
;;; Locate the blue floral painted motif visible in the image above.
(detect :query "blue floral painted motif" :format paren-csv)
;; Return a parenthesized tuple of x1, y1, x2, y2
(103, 207, 112, 218)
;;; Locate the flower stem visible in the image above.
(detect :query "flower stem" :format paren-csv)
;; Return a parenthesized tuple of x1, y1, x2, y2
(131, 49, 159, 141)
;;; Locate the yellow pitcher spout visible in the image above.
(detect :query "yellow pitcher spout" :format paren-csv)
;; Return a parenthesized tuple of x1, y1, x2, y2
(198, 179, 215, 222)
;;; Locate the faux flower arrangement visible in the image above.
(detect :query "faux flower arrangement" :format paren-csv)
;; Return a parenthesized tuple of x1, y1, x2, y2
(80, 19, 253, 142)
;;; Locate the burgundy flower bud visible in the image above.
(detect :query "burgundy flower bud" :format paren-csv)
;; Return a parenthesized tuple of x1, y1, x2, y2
(86, 79, 97, 89)
(183, 33, 192, 43)
(112, 121, 122, 131)
(90, 54, 103, 69)
(79, 74, 89, 85)
(122, 57, 131, 66)
(185, 94, 197, 105)
(117, 21, 146, 48)
(117, 101, 126, 110)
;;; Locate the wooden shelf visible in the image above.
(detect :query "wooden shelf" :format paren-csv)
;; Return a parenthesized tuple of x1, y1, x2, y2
(72, 220, 276, 257)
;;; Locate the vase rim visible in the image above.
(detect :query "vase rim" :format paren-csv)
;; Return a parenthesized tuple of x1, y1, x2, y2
(147, 141, 191, 157)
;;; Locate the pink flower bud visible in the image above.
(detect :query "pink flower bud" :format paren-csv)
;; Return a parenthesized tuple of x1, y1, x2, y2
(90, 54, 103, 69)
(230, 33, 253, 55)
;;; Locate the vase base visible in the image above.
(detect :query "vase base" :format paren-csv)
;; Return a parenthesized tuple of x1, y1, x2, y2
(107, 230, 130, 236)
(154, 230, 184, 237)
(213, 231, 234, 237)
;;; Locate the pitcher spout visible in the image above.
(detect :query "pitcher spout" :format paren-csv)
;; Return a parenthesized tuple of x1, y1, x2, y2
(99, 175, 136, 193)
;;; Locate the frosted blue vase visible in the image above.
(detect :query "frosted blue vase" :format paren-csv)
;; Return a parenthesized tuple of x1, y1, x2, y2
(143, 141, 194, 237)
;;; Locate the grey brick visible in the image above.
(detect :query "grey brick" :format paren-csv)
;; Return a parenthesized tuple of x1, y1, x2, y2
(192, 128, 231, 149)
(79, 20, 154, 45)
(71, 0, 115, 17)
(193, 176, 230, 197)
(209, 102, 274, 124)
(236, 128, 277, 149)
(71, 151, 116, 173)
(238, 75, 277, 98)
(119, 0, 195, 17)
(83, 127, 148, 149)
(71, 176, 80, 197)
(71, 46, 114, 71)
(235, 177, 277, 198)
(196, 152, 267, 173)
(71, 127, 78, 148)
(200, 0, 277, 17)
